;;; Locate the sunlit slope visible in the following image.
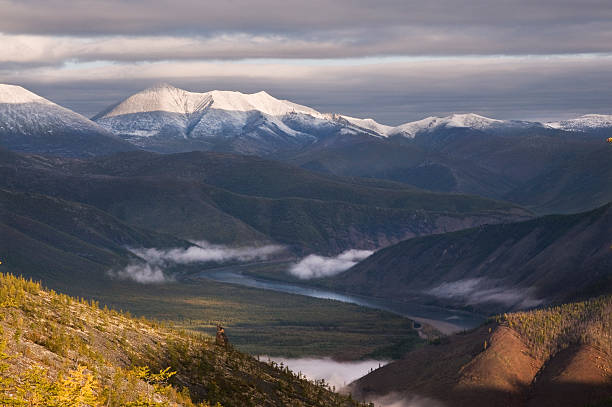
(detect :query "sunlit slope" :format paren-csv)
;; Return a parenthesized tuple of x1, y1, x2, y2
(0, 272, 364, 406)
(351, 296, 612, 407)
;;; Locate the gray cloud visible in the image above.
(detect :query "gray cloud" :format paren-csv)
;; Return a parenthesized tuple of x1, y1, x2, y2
(0, 1, 611, 58)
(9, 54, 612, 123)
(289, 249, 373, 279)
(2, 1, 610, 123)
(2, 1, 611, 38)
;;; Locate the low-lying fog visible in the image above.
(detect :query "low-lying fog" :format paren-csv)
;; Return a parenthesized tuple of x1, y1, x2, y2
(265, 357, 447, 406)
(264, 356, 388, 391)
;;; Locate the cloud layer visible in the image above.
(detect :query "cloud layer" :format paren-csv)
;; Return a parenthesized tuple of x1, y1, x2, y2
(7, 53, 612, 123)
(289, 249, 373, 279)
(2, 0, 611, 57)
(131, 241, 284, 265)
(427, 278, 543, 309)
(1, 0, 611, 123)
(266, 357, 387, 390)
(107, 242, 283, 284)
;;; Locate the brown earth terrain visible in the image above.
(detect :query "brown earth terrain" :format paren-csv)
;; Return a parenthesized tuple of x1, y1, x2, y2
(351, 296, 612, 407)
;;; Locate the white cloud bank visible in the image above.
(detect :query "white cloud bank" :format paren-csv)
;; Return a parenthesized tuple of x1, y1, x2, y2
(367, 393, 447, 407)
(427, 278, 543, 309)
(108, 241, 283, 284)
(131, 241, 284, 265)
(265, 357, 387, 391)
(107, 263, 171, 284)
(289, 249, 373, 279)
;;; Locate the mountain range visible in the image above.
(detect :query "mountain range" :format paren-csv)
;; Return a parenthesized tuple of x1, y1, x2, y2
(2, 83, 611, 215)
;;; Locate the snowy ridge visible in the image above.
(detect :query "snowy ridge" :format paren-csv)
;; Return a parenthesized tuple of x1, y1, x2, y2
(0, 84, 113, 135)
(0, 84, 133, 157)
(92, 83, 612, 155)
(546, 114, 612, 131)
(98, 84, 324, 119)
(340, 115, 395, 137)
(390, 113, 506, 138)
(332, 113, 510, 139)
(0, 84, 53, 105)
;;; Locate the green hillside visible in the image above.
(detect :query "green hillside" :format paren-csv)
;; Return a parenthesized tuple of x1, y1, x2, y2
(0, 272, 365, 406)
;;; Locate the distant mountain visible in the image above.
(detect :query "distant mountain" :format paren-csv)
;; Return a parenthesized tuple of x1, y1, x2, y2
(0, 84, 135, 157)
(0, 149, 530, 256)
(94, 86, 557, 155)
(547, 114, 612, 133)
(389, 113, 545, 138)
(289, 119, 612, 214)
(94, 84, 362, 154)
(327, 202, 612, 313)
(350, 295, 612, 407)
(5, 82, 610, 214)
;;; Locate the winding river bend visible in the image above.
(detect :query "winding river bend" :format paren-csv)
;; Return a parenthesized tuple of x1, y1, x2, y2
(194, 264, 485, 334)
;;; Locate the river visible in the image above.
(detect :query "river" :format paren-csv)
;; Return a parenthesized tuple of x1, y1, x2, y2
(194, 265, 485, 334)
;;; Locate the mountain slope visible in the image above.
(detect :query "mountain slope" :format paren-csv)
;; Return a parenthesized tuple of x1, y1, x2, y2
(547, 114, 612, 133)
(0, 149, 530, 255)
(0, 188, 188, 288)
(350, 296, 612, 407)
(289, 123, 612, 214)
(0, 84, 135, 157)
(94, 84, 338, 155)
(328, 203, 612, 312)
(0, 272, 362, 406)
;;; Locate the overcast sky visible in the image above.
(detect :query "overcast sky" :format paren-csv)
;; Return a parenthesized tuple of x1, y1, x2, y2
(1, 0, 612, 123)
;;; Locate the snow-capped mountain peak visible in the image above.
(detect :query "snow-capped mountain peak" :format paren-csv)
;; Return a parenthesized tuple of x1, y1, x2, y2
(97, 85, 324, 119)
(546, 114, 612, 131)
(0, 84, 53, 105)
(390, 113, 505, 138)
(445, 113, 504, 128)
(0, 84, 132, 157)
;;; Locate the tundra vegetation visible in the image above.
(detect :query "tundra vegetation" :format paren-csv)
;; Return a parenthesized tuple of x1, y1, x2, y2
(0, 272, 366, 406)
(497, 295, 612, 361)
